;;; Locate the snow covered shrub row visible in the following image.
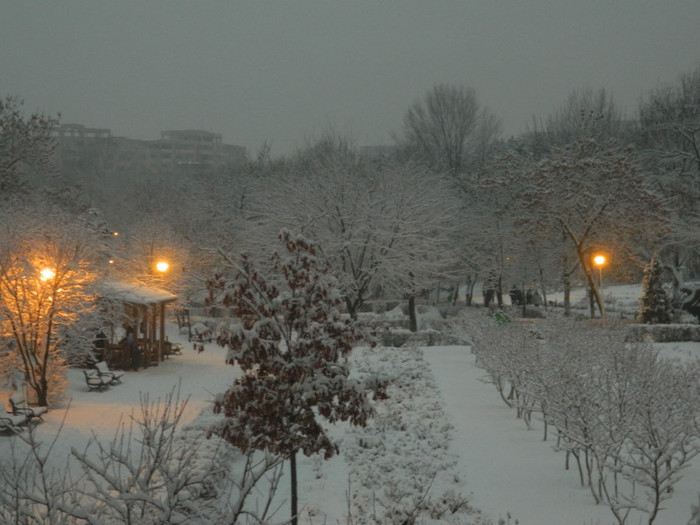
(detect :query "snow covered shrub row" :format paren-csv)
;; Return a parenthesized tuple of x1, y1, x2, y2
(343, 345, 488, 525)
(459, 312, 700, 525)
(379, 328, 452, 347)
(626, 323, 700, 342)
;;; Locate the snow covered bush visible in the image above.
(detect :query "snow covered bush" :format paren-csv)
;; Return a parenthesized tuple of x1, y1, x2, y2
(626, 323, 700, 342)
(344, 345, 487, 525)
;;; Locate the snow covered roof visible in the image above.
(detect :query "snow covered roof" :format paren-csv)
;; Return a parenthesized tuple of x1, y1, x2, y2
(99, 279, 178, 305)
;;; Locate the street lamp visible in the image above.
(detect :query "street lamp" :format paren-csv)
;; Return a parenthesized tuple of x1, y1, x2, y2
(593, 254, 606, 293)
(155, 260, 169, 274)
(39, 268, 56, 282)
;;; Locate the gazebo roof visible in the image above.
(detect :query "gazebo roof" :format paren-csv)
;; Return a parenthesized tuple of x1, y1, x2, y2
(100, 279, 178, 306)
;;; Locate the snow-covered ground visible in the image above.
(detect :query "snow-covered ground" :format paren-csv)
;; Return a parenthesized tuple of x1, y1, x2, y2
(1, 284, 698, 524)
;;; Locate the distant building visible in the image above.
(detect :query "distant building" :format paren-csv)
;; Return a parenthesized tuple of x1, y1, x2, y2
(53, 124, 247, 177)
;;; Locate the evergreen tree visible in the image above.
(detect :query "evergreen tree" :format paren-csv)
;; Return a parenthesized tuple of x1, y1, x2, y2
(637, 256, 672, 324)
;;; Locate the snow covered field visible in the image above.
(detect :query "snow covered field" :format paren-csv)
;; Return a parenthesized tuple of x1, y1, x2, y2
(1, 285, 698, 524)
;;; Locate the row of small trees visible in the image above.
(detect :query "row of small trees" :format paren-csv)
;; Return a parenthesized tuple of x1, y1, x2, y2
(458, 313, 700, 525)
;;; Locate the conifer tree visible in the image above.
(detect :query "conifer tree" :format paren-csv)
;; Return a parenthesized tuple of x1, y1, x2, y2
(637, 256, 672, 324)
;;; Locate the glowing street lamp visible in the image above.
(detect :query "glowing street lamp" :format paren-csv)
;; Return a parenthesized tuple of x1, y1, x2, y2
(39, 268, 56, 282)
(155, 260, 169, 274)
(593, 254, 606, 292)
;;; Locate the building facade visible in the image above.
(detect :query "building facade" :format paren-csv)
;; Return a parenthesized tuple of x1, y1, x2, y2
(54, 124, 247, 177)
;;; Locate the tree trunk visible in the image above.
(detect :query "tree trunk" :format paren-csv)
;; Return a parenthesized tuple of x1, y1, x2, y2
(344, 296, 358, 319)
(408, 295, 418, 332)
(37, 382, 48, 407)
(539, 268, 548, 311)
(496, 275, 503, 307)
(290, 452, 298, 525)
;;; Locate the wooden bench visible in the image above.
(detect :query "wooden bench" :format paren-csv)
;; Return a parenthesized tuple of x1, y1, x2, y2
(94, 361, 123, 384)
(0, 404, 27, 433)
(9, 393, 47, 422)
(164, 341, 184, 356)
(84, 370, 111, 391)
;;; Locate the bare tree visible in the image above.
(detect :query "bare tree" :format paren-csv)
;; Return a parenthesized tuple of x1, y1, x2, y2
(397, 84, 501, 173)
(0, 95, 59, 197)
(526, 88, 628, 156)
(0, 388, 286, 524)
(637, 62, 700, 285)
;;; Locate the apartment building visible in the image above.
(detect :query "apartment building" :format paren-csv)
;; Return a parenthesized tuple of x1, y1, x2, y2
(54, 124, 246, 177)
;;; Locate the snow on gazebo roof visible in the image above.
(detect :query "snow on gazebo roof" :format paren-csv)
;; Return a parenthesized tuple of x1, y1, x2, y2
(99, 279, 178, 306)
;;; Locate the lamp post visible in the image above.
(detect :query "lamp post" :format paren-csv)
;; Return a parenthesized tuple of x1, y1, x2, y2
(39, 268, 56, 282)
(593, 254, 605, 293)
(155, 260, 169, 274)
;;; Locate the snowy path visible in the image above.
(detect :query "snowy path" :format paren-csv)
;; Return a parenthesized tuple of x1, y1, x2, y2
(421, 345, 698, 525)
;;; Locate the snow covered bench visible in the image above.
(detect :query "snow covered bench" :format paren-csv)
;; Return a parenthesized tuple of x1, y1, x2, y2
(94, 361, 123, 384)
(0, 404, 27, 434)
(84, 370, 111, 391)
(9, 393, 47, 422)
(164, 341, 183, 356)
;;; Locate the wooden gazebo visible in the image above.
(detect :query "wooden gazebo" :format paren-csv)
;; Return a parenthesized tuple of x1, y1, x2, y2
(99, 280, 178, 369)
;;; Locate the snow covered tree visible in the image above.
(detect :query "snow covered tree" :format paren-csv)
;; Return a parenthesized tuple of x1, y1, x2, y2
(0, 203, 101, 406)
(637, 63, 700, 286)
(264, 135, 460, 325)
(516, 134, 667, 318)
(637, 256, 672, 324)
(0, 95, 58, 198)
(207, 230, 374, 525)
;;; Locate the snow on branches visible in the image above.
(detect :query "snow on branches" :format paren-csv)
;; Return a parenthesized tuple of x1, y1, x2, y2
(207, 230, 377, 524)
(463, 312, 700, 525)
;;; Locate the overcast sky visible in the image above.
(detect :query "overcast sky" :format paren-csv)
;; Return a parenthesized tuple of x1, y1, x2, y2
(2, 1, 699, 157)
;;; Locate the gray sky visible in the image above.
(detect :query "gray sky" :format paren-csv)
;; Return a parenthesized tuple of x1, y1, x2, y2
(2, 1, 699, 157)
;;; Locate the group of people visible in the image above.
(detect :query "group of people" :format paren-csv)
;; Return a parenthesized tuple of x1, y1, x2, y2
(508, 285, 542, 307)
(93, 326, 140, 371)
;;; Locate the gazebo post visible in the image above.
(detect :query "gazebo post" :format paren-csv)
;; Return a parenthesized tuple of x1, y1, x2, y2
(142, 305, 150, 366)
(159, 302, 166, 361)
(150, 303, 157, 364)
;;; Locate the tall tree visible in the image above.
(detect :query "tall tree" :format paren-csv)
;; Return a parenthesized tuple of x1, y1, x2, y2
(637, 255, 672, 324)
(207, 231, 374, 525)
(0, 95, 59, 197)
(526, 88, 628, 156)
(637, 63, 700, 284)
(398, 84, 501, 173)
